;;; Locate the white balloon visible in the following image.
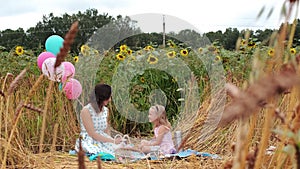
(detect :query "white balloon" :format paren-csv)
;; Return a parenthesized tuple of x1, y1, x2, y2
(42, 58, 65, 82)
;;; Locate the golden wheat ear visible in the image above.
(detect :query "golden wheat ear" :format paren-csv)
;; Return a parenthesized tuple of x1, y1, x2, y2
(7, 69, 27, 96)
(23, 103, 43, 114)
(54, 21, 79, 69)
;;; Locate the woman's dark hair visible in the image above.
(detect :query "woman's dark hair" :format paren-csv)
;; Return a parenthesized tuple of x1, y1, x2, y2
(89, 84, 111, 113)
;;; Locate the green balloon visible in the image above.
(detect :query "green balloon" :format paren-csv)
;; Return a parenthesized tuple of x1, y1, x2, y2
(45, 35, 64, 56)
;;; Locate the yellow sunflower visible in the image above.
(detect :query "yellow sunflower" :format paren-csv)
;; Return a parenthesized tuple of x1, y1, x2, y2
(15, 46, 24, 56)
(290, 48, 296, 55)
(180, 49, 188, 57)
(80, 45, 90, 56)
(268, 48, 275, 57)
(167, 51, 176, 59)
(168, 41, 176, 48)
(240, 39, 246, 46)
(247, 41, 256, 48)
(127, 49, 132, 55)
(140, 76, 145, 83)
(215, 56, 222, 62)
(120, 44, 127, 52)
(116, 53, 126, 61)
(74, 56, 79, 62)
(198, 47, 203, 53)
(94, 49, 99, 55)
(147, 54, 158, 64)
(130, 55, 136, 61)
(144, 45, 154, 51)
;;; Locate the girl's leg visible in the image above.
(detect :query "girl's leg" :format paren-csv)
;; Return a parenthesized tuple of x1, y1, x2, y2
(141, 146, 151, 153)
(140, 139, 151, 146)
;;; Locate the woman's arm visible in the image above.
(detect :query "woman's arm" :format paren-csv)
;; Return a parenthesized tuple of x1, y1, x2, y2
(104, 108, 111, 135)
(148, 126, 169, 146)
(81, 108, 114, 143)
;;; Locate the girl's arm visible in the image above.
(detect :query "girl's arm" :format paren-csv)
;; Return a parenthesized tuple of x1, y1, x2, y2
(149, 126, 169, 146)
(81, 108, 114, 143)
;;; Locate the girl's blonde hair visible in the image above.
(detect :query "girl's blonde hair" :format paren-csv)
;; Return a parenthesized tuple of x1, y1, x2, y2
(151, 104, 171, 129)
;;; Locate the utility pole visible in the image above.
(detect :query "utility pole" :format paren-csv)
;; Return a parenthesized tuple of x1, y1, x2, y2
(163, 15, 166, 48)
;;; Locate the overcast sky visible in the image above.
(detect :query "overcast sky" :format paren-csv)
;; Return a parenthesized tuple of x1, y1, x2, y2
(0, 0, 298, 33)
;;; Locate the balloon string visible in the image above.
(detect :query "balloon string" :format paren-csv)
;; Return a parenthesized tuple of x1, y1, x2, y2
(76, 98, 84, 107)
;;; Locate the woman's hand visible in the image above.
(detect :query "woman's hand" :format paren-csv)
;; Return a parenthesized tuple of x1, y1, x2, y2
(114, 137, 122, 144)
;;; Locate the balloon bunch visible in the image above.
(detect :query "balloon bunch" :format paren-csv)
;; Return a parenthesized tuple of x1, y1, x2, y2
(37, 35, 82, 100)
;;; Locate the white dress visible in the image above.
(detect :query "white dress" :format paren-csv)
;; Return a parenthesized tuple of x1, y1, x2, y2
(75, 103, 117, 155)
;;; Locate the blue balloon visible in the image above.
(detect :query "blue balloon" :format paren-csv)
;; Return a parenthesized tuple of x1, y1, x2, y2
(45, 35, 64, 56)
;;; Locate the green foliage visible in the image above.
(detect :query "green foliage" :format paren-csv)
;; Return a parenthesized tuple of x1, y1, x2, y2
(86, 42, 209, 135)
(3, 8, 300, 56)
(0, 9, 141, 55)
(0, 28, 26, 49)
(0, 48, 40, 76)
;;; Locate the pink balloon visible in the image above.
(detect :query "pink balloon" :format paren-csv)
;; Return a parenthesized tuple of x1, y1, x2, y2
(42, 58, 65, 82)
(63, 78, 82, 100)
(61, 62, 75, 83)
(37, 52, 56, 70)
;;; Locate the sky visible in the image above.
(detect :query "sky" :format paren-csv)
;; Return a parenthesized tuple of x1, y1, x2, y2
(0, 0, 298, 34)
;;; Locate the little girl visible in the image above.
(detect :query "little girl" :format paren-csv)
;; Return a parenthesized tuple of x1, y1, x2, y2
(139, 105, 176, 154)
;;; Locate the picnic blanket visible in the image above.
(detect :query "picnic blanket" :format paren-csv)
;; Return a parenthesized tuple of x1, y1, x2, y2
(165, 149, 221, 159)
(69, 148, 221, 162)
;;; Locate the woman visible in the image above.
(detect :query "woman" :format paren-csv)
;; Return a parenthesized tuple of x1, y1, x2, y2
(75, 83, 122, 155)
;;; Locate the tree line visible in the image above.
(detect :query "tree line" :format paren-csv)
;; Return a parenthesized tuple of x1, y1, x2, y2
(0, 8, 299, 55)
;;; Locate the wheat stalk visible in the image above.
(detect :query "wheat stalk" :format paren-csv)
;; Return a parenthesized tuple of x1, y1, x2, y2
(0, 99, 24, 169)
(39, 80, 54, 153)
(273, 89, 300, 168)
(1, 72, 44, 168)
(0, 73, 13, 138)
(78, 137, 86, 169)
(27, 74, 44, 99)
(254, 100, 275, 169)
(0, 91, 5, 139)
(292, 103, 300, 131)
(54, 21, 79, 68)
(219, 64, 300, 126)
(0, 90, 4, 98)
(1, 73, 13, 91)
(2, 74, 46, 167)
(232, 120, 248, 169)
(2, 74, 42, 168)
(51, 123, 59, 152)
(13, 101, 24, 123)
(97, 156, 102, 169)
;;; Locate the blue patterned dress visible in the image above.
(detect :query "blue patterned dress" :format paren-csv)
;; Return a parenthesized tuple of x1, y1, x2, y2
(75, 103, 117, 155)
